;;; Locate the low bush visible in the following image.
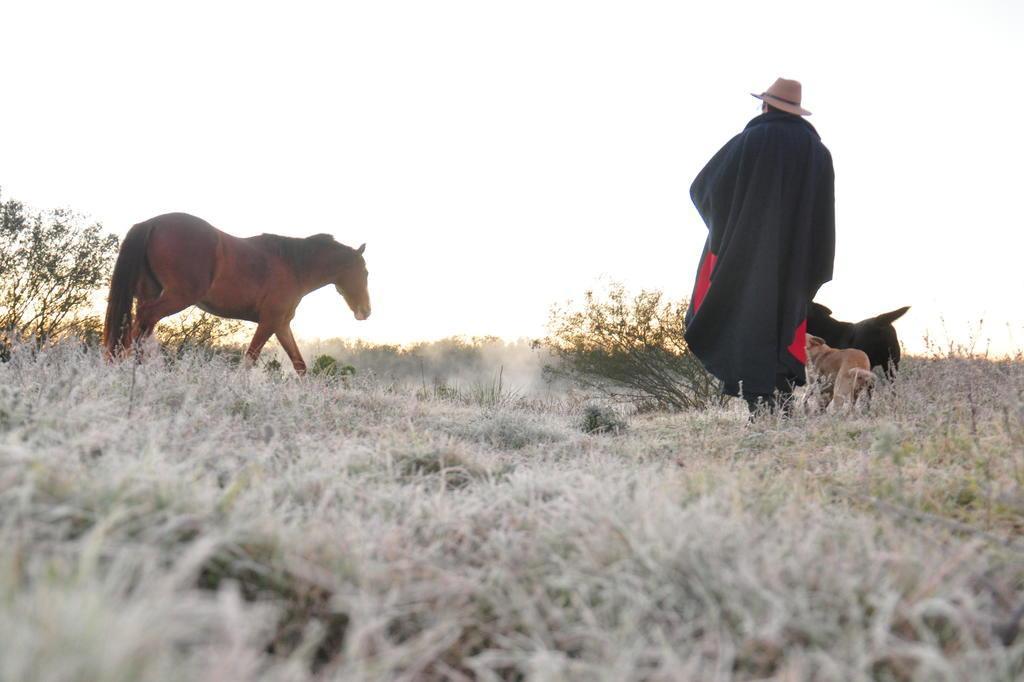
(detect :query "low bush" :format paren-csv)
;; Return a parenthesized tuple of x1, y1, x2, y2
(538, 283, 726, 411)
(311, 354, 356, 379)
(578, 403, 628, 435)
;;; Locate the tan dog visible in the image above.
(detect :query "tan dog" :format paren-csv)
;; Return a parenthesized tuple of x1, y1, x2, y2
(805, 334, 876, 411)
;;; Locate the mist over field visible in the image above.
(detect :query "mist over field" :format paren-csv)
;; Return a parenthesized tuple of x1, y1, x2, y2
(2, 340, 1023, 680)
(310, 337, 559, 398)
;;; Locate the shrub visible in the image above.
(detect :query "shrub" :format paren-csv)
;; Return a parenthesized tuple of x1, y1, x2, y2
(538, 282, 726, 411)
(578, 403, 628, 435)
(311, 354, 355, 379)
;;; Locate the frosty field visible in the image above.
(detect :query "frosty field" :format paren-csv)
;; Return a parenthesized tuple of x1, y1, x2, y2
(2, 343, 1023, 681)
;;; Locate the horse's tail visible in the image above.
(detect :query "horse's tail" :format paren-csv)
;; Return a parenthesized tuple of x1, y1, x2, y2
(102, 221, 154, 357)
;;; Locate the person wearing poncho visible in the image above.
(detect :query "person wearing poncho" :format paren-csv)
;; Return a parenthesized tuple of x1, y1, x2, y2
(683, 78, 836, 413)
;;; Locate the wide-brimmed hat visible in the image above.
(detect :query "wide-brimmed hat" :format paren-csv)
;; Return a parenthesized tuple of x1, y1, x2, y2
(751, 78, 812, 116)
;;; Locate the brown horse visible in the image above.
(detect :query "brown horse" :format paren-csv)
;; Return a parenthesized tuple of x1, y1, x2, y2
(102, 212, 370, 373)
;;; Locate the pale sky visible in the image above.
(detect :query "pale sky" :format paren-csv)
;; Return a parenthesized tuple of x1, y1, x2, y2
(3, 0, 1022, 355)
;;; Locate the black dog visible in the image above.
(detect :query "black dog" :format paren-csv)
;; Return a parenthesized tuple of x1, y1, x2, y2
(807, 303, 910, 376)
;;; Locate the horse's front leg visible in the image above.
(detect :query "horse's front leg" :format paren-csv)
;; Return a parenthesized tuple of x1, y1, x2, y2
(244, 321, 276, 368)
(274, 324, 306, 375)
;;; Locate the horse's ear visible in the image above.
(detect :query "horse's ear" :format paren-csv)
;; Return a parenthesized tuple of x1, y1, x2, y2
(811, 302, 833, 315)
(357, 243, 366, 255)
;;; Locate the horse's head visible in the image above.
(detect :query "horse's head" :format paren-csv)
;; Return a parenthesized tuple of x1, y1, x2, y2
(335, 243, 371, 320)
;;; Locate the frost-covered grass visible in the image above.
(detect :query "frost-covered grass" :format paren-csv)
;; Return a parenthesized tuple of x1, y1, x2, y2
(1, 342, 1024, 681)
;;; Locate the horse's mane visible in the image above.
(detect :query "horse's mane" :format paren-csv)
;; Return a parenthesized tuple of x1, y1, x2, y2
(256, 233, 354, 271)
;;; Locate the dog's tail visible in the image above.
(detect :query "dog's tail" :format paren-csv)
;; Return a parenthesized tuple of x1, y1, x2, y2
(102, 221, 155, 358)
(850, 368, 876, 390)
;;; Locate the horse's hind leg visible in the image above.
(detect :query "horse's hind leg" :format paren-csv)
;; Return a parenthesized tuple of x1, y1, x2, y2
(133, 289, 199, 344)
(135, 271, 161, 302)
(114, 273, 162, 353)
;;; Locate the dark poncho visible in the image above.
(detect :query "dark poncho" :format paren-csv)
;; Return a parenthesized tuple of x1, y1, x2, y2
(683, 111, 835, 397)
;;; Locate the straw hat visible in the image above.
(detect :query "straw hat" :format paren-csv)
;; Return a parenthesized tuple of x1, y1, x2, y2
(751, 78, 812, 116)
